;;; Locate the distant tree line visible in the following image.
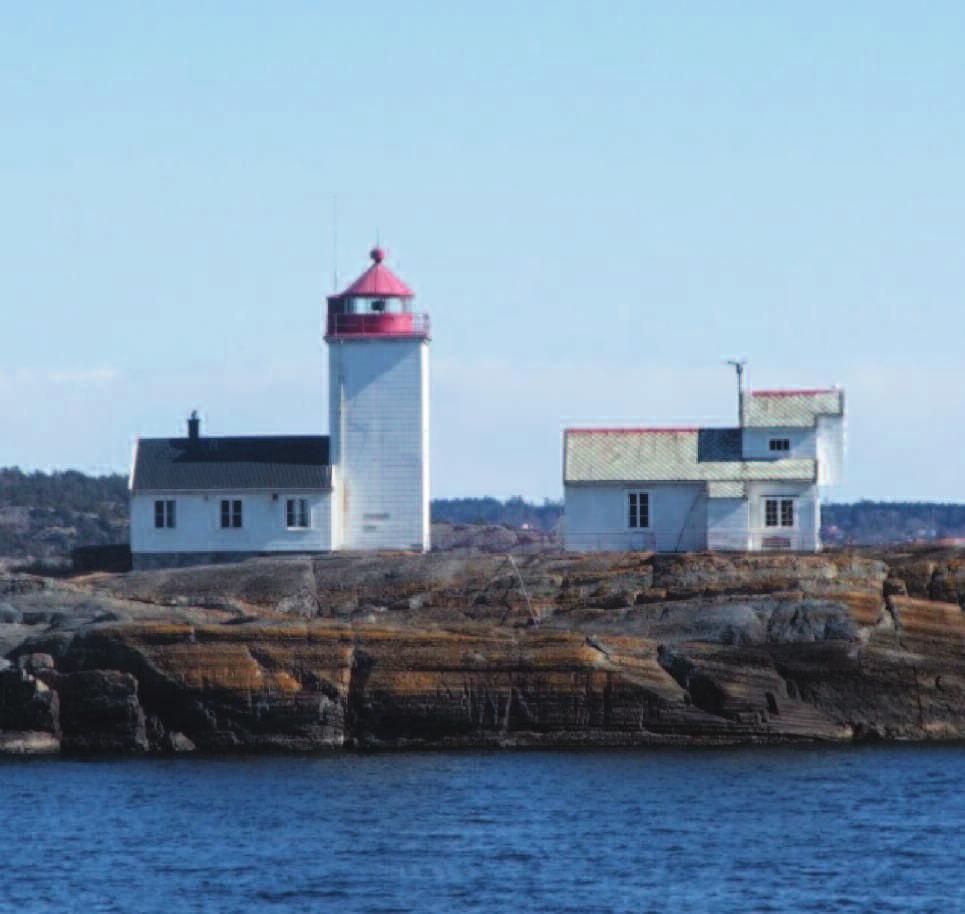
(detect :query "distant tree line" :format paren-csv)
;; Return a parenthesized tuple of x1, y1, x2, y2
(431, 496, 564, 532)
(0, 468, 128, 511)
(0, 468, 961, 556)
(0, 468, 129, 559)
(432, 497, 965, 544)
(821, 500, 965, 545)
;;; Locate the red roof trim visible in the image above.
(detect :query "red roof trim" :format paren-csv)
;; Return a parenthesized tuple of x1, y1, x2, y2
(565, 427, 699, 435)
(324, 331, 430, 341)
(749, 389, 836, 398)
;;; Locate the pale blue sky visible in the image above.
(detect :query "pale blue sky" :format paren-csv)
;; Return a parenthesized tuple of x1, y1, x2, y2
(2, 3, 963, 500)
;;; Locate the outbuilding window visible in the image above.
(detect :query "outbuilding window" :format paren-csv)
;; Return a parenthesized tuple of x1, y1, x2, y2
(764, 498, 795, 528)
(220, 499, 243, 529)
(769, 438, 791, 452)
(154, 500, 176, 529)
(627, 492, 650, 529)
(286, 498, 310, 529)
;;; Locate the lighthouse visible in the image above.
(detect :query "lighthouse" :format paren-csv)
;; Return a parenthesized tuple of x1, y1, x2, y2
(325, 247, 431, 551)
(127, 244, 430, 568)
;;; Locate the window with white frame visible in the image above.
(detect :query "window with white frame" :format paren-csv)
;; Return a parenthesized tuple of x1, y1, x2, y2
(627, 491, 650, 529)
(286, 498, 310, 529)
(154, 499, 176, 529)
(769, 438, 791, 453)
(764, 497, 795, 528)
(220, 499, 243, 529)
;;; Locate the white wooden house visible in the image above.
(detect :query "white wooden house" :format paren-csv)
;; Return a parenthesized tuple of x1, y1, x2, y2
(563, 389, 845, 553)
(129, 247, 431, 569)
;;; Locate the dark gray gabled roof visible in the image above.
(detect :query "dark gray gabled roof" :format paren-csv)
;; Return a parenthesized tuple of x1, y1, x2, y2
(131, 436, 331, 492)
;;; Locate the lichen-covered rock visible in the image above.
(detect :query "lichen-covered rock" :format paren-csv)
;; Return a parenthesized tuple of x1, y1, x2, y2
(48, 622, 351, 751)
(880, 552, 965, 608)
(1, 548, 963, 753)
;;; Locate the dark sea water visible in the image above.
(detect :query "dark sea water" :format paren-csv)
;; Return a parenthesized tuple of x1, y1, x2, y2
(1, 746, 963, 914)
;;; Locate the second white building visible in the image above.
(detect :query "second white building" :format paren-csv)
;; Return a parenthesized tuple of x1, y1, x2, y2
(563, 388, 845, 553)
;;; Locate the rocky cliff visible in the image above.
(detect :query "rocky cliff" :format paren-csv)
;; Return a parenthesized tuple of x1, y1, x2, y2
(1, 549, 962, 754)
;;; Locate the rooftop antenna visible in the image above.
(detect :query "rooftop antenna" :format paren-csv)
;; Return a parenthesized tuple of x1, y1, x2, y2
(726, 358, 747, 457)
(331, 194, 339, 292)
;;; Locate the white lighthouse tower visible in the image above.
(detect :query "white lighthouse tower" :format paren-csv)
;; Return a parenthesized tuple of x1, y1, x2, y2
(325, 247, 430, 551)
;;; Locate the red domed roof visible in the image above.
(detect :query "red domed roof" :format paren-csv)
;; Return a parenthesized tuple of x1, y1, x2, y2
(334, 247, 414, 299)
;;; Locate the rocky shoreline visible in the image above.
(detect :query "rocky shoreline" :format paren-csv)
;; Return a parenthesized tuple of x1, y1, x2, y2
(1, 549, 963, 754)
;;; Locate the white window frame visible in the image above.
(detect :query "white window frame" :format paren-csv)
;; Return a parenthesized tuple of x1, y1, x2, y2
(285, 497, 311, 530)
(626, 491, 651, 529)
(763, 497, 796, 529)
(768, 438, 791, 453)
(220, 498, 243, 530)
(154, 499, 176, 529)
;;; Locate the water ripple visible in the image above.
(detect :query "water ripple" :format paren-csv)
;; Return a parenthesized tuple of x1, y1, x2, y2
(0, 745, 963, 913)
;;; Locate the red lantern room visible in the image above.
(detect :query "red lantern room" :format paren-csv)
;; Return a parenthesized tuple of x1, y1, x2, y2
(325, 247, 430, 340)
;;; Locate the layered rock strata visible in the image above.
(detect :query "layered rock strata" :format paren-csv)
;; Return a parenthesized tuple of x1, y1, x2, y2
(0, 549, 962, 753)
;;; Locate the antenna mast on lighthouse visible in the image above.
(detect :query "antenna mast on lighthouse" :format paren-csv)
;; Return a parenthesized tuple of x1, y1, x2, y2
(330, 194, 339, 292)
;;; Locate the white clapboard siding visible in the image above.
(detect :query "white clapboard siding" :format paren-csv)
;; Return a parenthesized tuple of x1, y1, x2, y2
(707, 497, 750, 551)
(329, 338, 430, 551)
(564, 483, 707, 552)
(740, 426, 817, 460)
(130, 491, 333, 554)
(816, 415, 846, 486)
(746, 481, 821, 551)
